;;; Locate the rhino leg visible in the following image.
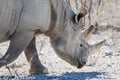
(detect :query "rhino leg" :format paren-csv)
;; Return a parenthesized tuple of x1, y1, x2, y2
(0, 31, 34, 68)
(0, 32, 9, 43)
(24, 37, 48, 74)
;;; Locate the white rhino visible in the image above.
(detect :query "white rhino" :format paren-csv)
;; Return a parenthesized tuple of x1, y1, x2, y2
(0, 0, 105, 74)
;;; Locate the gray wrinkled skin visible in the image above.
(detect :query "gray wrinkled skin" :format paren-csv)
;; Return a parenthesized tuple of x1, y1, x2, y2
(0, 0, 105, 74)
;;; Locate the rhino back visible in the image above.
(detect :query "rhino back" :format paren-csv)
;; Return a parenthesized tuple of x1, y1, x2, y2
(17, 0, 52, 32)
(17, 0, 74, 33)
(0, 0, 22, 36)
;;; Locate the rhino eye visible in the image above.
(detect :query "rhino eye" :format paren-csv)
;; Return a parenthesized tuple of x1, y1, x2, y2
(80, 44, 83, 47)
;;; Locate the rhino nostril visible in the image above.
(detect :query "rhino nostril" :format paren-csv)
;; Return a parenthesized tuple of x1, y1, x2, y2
(77, 62, 86, 69)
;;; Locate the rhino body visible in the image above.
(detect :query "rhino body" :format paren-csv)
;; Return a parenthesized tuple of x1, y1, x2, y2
(0, 0, 67, 40)
(0, 0, 105, 74)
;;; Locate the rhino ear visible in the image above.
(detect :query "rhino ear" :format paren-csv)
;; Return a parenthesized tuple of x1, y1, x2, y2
(89, 40, 106, 55)
(75, 8, 87, 23)
(82, 25, 94, 41)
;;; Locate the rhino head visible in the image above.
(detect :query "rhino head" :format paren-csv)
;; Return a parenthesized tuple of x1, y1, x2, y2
(50, 10, 105, 68)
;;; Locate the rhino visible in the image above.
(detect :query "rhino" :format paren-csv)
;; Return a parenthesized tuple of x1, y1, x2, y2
(0, 0, 105, 74)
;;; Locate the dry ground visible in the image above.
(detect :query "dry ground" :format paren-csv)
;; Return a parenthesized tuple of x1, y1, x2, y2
(0, 30, 120, 80)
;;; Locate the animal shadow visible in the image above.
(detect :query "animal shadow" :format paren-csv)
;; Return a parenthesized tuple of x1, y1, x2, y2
(0, 72, 105, 80)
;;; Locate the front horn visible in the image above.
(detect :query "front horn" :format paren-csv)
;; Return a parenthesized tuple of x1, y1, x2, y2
(89, 40, 106, 55)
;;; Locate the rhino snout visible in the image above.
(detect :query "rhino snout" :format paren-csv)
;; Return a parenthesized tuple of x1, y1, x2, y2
(77, 61, 86, 68)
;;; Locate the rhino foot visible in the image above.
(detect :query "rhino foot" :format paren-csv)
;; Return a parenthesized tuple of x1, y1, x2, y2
(0, 59, 6, 68)
(29, 66, 48, 74)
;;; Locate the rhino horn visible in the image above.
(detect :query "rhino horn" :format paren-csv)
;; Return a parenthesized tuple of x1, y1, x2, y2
(82, 25, 94, 41)
(75, 8, 87, 23)
(89, 40, 106, 55)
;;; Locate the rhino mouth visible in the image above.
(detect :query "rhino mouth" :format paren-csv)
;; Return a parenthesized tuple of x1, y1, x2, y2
(77, 61, 86, 68)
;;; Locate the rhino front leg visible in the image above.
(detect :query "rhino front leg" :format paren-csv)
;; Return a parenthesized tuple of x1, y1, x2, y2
(0, 31, 34, 68)
(24, 37, 48, 74)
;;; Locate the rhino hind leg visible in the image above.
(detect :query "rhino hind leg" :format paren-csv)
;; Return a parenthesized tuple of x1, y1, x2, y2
(0, 31, 34, 68)
(24, 37, 48, 74)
